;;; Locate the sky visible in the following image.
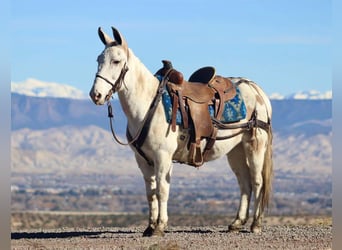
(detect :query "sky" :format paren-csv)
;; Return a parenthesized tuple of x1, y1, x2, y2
(10, 0, 331, 96)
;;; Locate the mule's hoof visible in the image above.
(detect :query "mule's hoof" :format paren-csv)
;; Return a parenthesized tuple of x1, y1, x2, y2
(228, 224, 243, 232)
(251, 224, 262, 233)
(152, 227, 165, 237)
(142, 226, 154, 237)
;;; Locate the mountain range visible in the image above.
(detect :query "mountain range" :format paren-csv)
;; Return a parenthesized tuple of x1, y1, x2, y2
(11, 93, 332, 137)
(11, 91, 332, 176)
(11, 78, 331, 100)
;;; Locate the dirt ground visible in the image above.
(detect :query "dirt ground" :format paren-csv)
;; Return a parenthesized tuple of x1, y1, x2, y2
(11, 224, 332, 250)
(11, 214, 332, 249)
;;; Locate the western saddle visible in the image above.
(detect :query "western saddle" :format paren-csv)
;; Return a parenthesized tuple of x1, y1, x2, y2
(156, 60, 237, 167)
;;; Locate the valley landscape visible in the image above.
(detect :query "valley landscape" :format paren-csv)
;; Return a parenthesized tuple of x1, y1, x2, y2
(10, 92, 332, 249)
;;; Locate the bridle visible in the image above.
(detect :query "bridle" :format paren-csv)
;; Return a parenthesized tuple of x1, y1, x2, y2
(95, 62, 129, 98)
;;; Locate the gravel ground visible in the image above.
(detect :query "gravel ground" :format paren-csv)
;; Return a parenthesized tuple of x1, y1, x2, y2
(11, 225, 332, 250)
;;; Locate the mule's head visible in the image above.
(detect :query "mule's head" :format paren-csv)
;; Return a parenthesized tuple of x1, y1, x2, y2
(89, 27, 129, 105)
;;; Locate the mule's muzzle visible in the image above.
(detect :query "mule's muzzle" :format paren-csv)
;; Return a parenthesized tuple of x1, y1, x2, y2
(89, 88, 105, 105)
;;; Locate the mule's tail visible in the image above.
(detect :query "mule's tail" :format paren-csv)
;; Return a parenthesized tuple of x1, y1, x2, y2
(261, 125, 273, 212)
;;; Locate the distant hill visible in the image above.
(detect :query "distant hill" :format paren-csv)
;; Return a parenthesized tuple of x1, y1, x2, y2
(11, 93, 126, 133)
(271, 99, 331, 136)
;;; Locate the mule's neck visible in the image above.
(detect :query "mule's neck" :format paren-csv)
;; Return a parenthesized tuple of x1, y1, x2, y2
(116, 49, 160, 125)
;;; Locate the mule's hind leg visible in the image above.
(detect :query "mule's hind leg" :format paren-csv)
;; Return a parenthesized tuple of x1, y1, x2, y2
(243, 129, 268, 233)
(227, 142, 252, 231)
(136, 155, 159, 237)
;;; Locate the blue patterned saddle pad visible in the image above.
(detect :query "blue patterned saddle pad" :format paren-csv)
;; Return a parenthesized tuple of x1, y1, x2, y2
(161, 86, 247, 125)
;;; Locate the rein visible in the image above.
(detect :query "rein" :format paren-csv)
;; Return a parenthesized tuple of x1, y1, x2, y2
(106, 68, 171, 151)
(97, 62, 136, 146)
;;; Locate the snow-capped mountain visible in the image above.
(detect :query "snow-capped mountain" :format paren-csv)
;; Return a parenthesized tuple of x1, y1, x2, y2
(269, 90, 332, 100)
(11, 78, 88, 100)
(11, 78, 331, 100)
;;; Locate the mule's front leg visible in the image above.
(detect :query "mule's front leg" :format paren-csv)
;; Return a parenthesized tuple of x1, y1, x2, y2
(142, 174, 159, 237)
(153, 156, 173, 237)
(136, 156, 159, 237)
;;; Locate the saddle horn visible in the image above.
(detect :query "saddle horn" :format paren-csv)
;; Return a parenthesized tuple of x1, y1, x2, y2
(160, 60, 184, 85)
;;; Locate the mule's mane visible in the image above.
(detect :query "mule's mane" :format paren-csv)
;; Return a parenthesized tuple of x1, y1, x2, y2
(126, 48, 159, 91)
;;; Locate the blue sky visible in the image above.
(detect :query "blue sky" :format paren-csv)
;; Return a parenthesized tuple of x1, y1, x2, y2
(11, 0, 331, 96)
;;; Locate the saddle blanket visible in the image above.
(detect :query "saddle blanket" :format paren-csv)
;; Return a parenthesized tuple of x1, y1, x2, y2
(161, 86, 247, 125)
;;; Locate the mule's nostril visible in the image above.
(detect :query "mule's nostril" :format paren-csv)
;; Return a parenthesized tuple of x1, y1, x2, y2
(95, 93, 102, 100)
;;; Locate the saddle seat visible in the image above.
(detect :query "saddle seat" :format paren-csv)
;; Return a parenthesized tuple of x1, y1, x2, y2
(189, 66, 216, 84)
(157, 60, 237, 167)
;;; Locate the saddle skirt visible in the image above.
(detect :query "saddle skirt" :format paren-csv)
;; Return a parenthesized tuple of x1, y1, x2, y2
(162, 86, 247, 125)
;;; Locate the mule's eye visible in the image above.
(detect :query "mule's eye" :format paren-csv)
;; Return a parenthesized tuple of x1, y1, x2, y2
(111, 59, 120, 65)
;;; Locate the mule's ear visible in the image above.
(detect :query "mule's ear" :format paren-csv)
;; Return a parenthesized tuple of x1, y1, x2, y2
(98, 27, 113, 45)
(111, 27, 128, 48)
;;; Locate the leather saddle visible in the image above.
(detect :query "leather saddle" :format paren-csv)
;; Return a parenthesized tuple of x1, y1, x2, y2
(157, 60, 237, 167)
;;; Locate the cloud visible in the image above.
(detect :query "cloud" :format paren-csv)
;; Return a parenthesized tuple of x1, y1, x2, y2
(11, 78, 87, 99)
